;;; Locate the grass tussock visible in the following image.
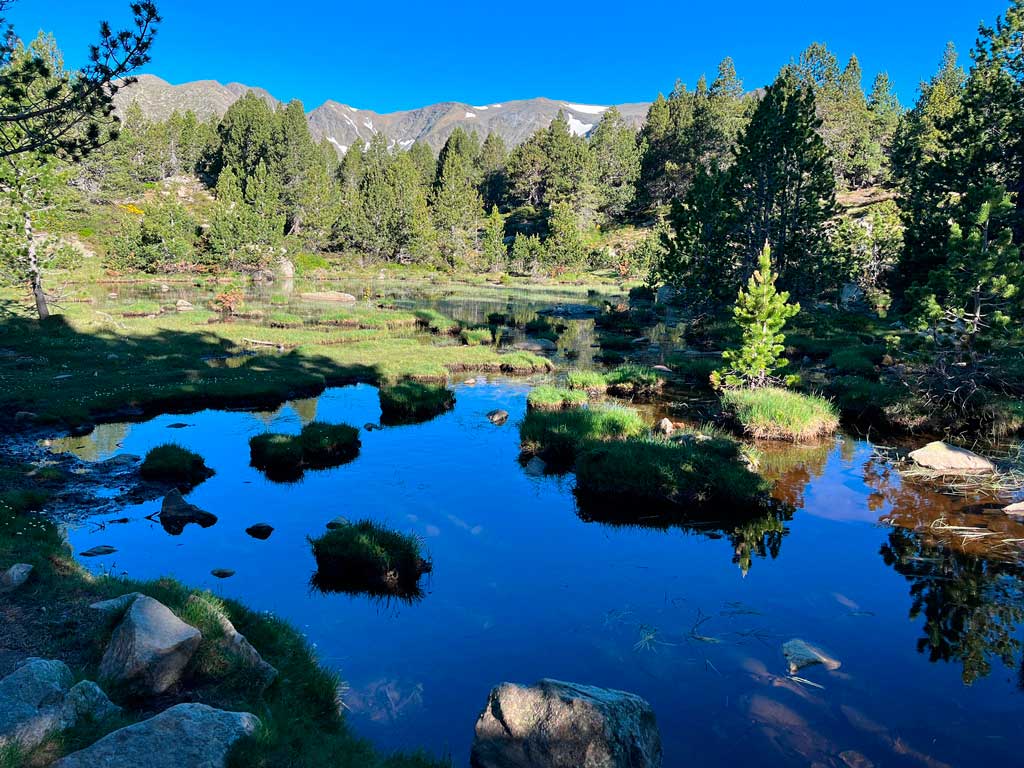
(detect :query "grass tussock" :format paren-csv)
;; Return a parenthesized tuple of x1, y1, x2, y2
(309, 519, 431, 598)
(526, 385, 588, 411)
(519, 406, 647, 467)
(379, 381, 455, 425)
(565, 370, 608, 394)
(459, 327, 492, 346)
(249, 422, 361, 480)
(139, 443, 214, 487)
(605, 363, 665, 398)
(722, 387, 839, 441)
(414, 309, 460, 334)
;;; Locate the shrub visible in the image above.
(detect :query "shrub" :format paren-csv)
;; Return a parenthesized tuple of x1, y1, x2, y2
(575, 436, 768, 511)
(605, 364, 664, 397)
(309, 520, 430, 598)
(827, 345, 882, 377)
(293, 252, 329, 274)
(520, 407, 646, 467)
(460, 327, 493, 346)
(140, 444, 214, 486)
(527, 386, 588, 411)
(721, 387, 839, 441)
(379, 381, 455, 425)
(565, 370, 608, 393)
(299, 422, 361, 468)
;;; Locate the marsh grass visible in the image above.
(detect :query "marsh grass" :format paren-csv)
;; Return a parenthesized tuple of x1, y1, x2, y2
(379, 381, 455, 425)
(828, 345, 883, 377)
(722, 387, 839, 441)
(565, 370, 608, 394)
(605, 364, 664, 397)
(519, 406, 647, 467)
(249, 422, 361, 480)
(459, 327, 493, 346)
(666, 354, 719, 386)
(139, 443, 215, 487)
(414, 309, 460, 334)
(309, 520, 430, 598)
(526, 385, 588, 411)
(266, 311, 304, 328)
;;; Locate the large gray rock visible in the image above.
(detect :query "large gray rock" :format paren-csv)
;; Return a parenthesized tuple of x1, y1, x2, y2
(0, 563, 33, 593)
(53, 703, 259, 768)
(160, 489, 218, 535)
(782, 638, 841, 675)
(0, 659, 119, 750)
(90, 592, 144, 614)
(99, 595, 201, 696)
(516, 338, 557, 352)
(471, 678, 662, 768)
(908, 441, 996, 474)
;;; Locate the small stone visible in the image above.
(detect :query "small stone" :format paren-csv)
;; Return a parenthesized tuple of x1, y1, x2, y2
(652, 365, 671, 373)
(326, 516, 350, 530)
(0, 563, 33, 593)
(1003, 501, 1024, 516)
(487, 409, 509, 426)
(245, 523, 274, 540)
(655, 418, 675, 437)
(80, 545, 117, 557)
(159, 489, 218, 535)
(464, 378, 477, 385)
(782, 638, 841, 674)
(364, 423, 382, 432)
(211, 569, 235, 579)
(175, 299, 193, 312)
(166, 422, 190, 429)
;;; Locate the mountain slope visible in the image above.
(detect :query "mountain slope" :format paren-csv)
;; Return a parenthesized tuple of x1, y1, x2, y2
(116, 74, 650, 151)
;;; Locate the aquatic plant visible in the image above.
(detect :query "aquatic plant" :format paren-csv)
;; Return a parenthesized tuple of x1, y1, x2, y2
(721, 387, 839, 441)
(379, 381, 456, 425)
(309, 519, 431, 598)
(249, 433, 306, 481)
(526, 385, 588, 411)
(139, 443, 215, 486)
(605, 363, 664, 397)
(414, 309, 460, 334)
(460, 327, 493, 346)
(565, 370, 608, 393)
(520, 406, 647, 467)
(298, 422, 361, 468)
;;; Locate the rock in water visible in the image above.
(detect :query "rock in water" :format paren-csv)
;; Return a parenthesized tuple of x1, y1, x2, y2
(524, 457, 547, 477)
(210, 569, 235, 579)
(53, 703, 259, 768)
(0, 563, 33, 593)
(160, 489, 218, 535)
(907, 441, 996, 474)
(80, 545, 117, 557)
(515, 338, 557, 353)
(299, 291, 356, 303)
(246, 523, 274, 539)
(471, 679, 662, 768)
(782, 638, 841, 674)
(99, 595, 201, 696)
(326, 516, 350, 530)
(487, 409, 509, 426)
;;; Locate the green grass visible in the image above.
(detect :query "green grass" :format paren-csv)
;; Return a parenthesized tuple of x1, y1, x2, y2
(378, 381, 455, 425)
(574, 436, 769, 511)
(721, 387, 839, 441)
(139, 443, 215, 487)
(266, 312, 304, 328)
(316, 309, 419, 330)
(597, 332, 636, 351)
(565, 370, 607, 393)
(827, 346, 882, 377)
(526, 385, 588, 411)
(459, 327, 492, 346)
(666, 353, 719, 386)
(249, 433, 305, 481)
(519, 406, 647, 467)
(414, 309, 460, 334)
(119, 299, 163, 316)
(249, 422, 361, 480)
(605, 364, 664, 397)
(309, 520, 430, 598)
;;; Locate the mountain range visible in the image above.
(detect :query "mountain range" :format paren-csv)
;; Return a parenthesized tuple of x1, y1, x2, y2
(115, 74, 651, 152)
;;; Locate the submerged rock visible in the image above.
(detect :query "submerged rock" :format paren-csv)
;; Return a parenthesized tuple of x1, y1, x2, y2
(471, 678, 663, 768)
(524, 457, 547, 477)
(159, 489, 218, 535)
(53, 703, 259, 768)
(516, 338, 557, 353)
(326, 516, 350, 530)
(537, 304, 601, 319)
(99, 595, 201, 696)
(0, 563, 33, 593)
(211, 569, 235, 579)
(908, 441, 996, 474)
(80, 545, 117, 557)
(246, 523, 274, 539)
(782, 638, 841, 674)
(487, 409, 510, 426)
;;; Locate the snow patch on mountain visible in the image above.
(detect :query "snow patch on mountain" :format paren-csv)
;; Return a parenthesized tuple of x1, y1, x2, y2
(566, 115, 594, 136)
(563, 103, 608, 115)
(465, 111, 476, 118)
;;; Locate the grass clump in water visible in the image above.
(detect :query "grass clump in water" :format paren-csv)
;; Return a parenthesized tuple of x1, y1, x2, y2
(249, 433, 305, 481)
(721, 387, 839, 441)
(139, 443, 215, 487)
(520, 406, 647, 467)
(379, 381, 456, 425)
(527, 385, 588, 411)
(666, 354, 719, 386)
(414, 309, 460, 334)
(565, 370, 607, 394)
(605, 363, 664, 397)
(250, 422, 361, 480)
(460, 327, 492, 346)
(574, 436, 768, 510)
(309, 519, 431, 598)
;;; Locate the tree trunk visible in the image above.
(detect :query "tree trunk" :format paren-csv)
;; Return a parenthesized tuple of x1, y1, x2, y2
(25, 210, 49, 320)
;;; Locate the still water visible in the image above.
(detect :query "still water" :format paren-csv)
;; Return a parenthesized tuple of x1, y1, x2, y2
(56, 281, 1024, 767)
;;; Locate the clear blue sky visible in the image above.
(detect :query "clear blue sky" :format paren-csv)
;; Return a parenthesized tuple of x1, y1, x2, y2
(10, 0, 1011, 112)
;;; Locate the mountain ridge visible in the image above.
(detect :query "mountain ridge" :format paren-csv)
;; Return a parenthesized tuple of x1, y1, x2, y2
(115, 74, 651, 152)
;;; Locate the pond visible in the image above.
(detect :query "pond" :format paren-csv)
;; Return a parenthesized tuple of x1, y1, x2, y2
(53, 283, 1024, 767)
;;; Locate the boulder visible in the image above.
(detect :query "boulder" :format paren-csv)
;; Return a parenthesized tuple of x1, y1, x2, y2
(516, 338, 557, 353)
(0, 563, 33, 593)
(1003, 501, 1024, 516)
(160, 489, 218, 535)
(655, 285, 677, 305)
(53, 703, 259, 768)
(840, 282, 865, 308)
(99, 595, 201, 696)
(299, 291, 356, 303)
(245, 523, 274, 540)
(471, 678, 662, 768)
(782, 638, 841, 674)
(278, 258, 295, 278)
(487, 409, 510, 426)
(0, 659, 119, 750)
(90, 592, 143, 614)
(655, 418, 675, 437)
(908, 441, 996, 475)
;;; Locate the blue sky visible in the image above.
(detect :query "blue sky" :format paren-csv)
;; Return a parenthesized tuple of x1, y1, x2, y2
(11, 0, 1010, 112)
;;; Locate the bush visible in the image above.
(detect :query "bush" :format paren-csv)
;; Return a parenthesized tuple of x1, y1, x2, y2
(565, 370, 608, 393)
(293, 252, 329, 275)
(605, 364, 664, 397)
(527, 385, 588, 411)
(139, 444, 214, 486)
(721, 387, 839, 441)
(379, 381, 455, 425)
(309, 520, 430, 598)
(460, 327, 493, 346)
(520, 407, 647, 467)
(575, 436, 768, 511)
(299, 422, 361, 468)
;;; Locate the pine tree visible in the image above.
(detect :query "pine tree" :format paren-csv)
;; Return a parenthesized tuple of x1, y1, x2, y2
(407, 140, 436, 188)
(636, 93, 673, 208)
(480, 205, 507, 272)
(716, 244, 800, 388)
(216, 92, 278, 195)
(589, 107, 641, 222)
(431, 139, 482, 268)
(543, 202, 588, 271)
(478, 132, 508, 210)
(867, 72, 901, 165)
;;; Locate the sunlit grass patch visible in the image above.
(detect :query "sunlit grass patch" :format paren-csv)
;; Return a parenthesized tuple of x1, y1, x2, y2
(520, 406, 647, 467)
(414, 309, 460, 334)
(605, 363, 664, 397)
(565, 370, 608, 394)
(460, 327, 493, 346)
(249, 422, 361, 480)
(722, 387, 839, 441)
(526, 385, 588, 411)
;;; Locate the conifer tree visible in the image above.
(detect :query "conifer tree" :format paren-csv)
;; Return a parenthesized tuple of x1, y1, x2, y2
(478, 132, 508, 210)
(589, 107, 641, 222)
(715, 244, 800, 388)
(431, 139, 482, 267)
(480, 205, 507, 272)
